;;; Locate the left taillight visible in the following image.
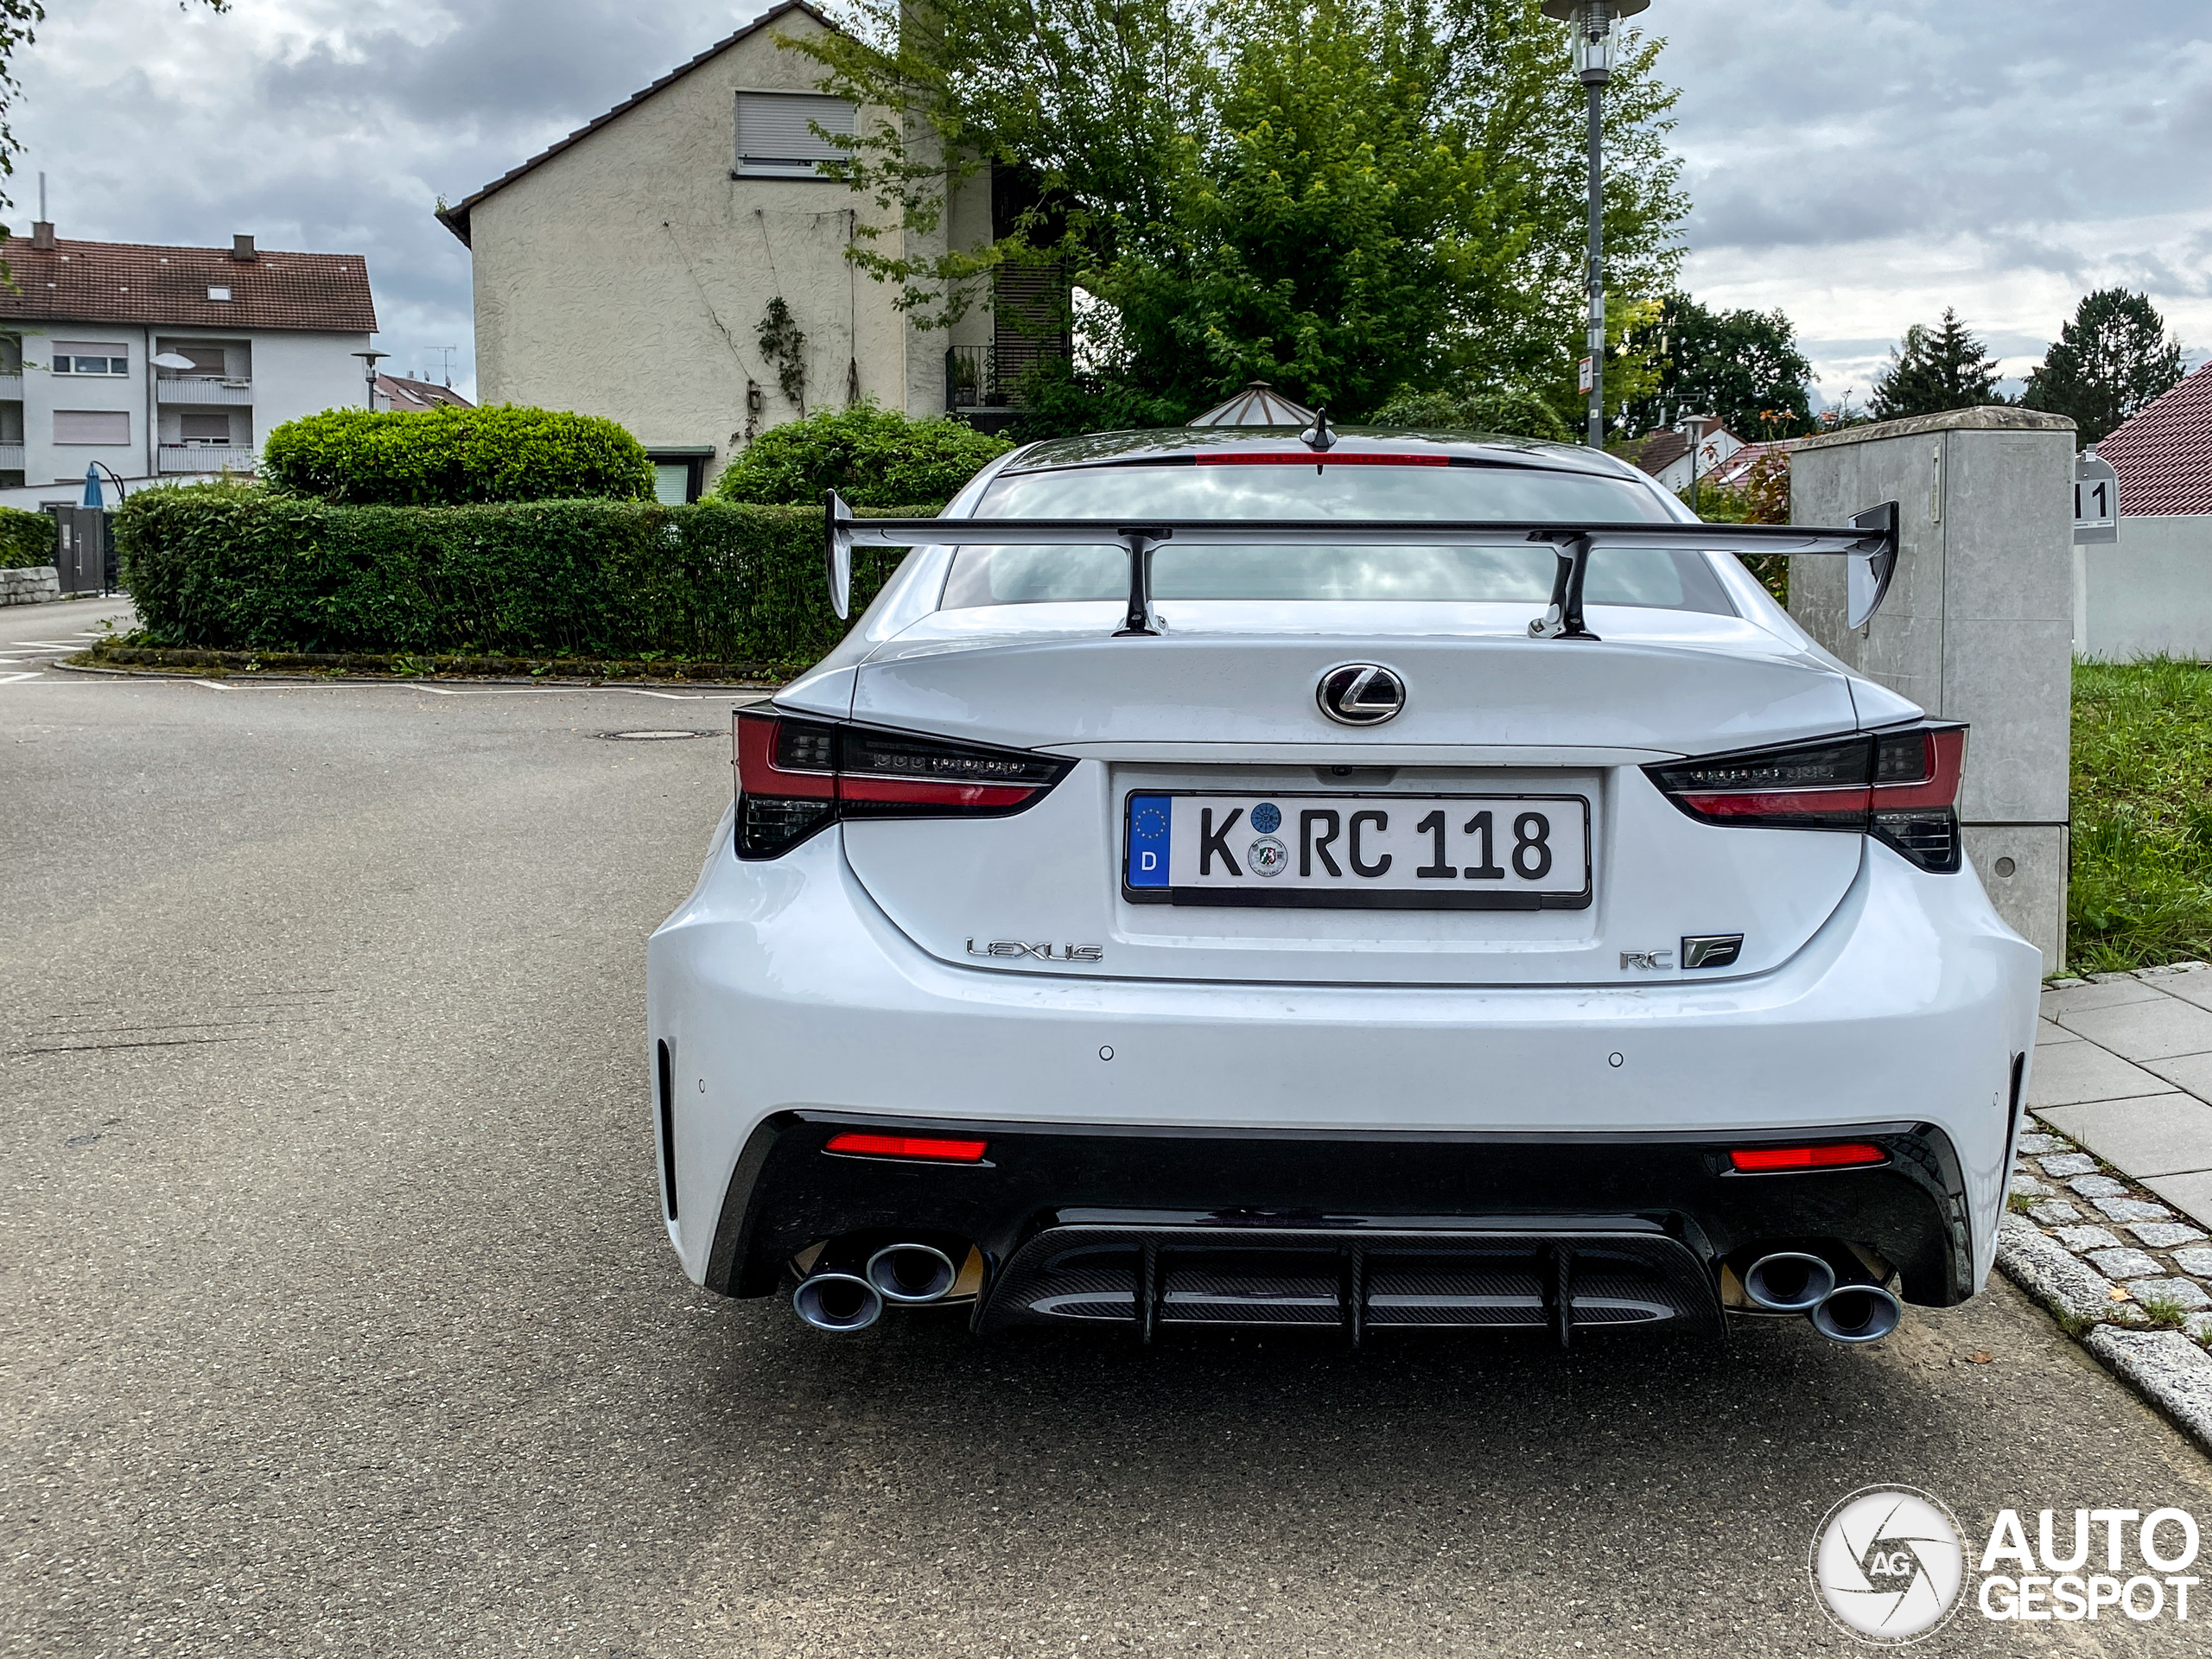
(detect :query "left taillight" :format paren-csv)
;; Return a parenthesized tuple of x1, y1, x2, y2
(1644, 722, 1967, 874)
(733, 709, 1072, 860)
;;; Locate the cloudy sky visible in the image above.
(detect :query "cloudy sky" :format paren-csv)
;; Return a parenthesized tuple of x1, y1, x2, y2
(15, 0, 2211, 405)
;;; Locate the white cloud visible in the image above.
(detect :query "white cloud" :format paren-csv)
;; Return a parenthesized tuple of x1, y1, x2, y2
(1657, 0, 2212, 393)
(13, 0, 758, 397)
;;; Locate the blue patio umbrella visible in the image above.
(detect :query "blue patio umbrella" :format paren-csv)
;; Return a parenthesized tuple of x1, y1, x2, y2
(83, 463, 106, 507)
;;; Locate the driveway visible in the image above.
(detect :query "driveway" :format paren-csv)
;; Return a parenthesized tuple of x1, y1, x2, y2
(3, 672, 2208, 1656)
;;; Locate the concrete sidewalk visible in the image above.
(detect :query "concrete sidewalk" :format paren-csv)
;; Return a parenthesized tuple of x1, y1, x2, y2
(2035, 962, 2212, 1230)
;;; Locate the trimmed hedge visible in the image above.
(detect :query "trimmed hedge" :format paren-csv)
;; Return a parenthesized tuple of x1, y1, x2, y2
(114, 483, 929, 668)
(714, 403, 1013, 507)
(0, 504, 57, 568)
(260, 405, 655, 505)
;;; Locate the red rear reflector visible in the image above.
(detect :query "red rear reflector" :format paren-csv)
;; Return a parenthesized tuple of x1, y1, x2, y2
(1193, 452, 1449, 466)
(824, 1131, 989, 1163)
(1729, 1143, 1886, 1173)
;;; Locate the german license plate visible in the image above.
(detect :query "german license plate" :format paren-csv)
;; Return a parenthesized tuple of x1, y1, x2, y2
(1123, 793, 1592, 910)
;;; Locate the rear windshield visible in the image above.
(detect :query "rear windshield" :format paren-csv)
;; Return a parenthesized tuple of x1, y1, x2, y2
(944, 461, 1732, 613)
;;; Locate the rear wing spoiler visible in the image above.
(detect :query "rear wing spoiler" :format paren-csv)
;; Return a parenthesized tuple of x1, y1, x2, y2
(823, 488, 1899, 640)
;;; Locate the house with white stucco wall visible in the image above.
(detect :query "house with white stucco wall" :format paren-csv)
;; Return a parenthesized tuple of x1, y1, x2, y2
(2075, 360, 2212, 661)
(435, 2, 1058, 502)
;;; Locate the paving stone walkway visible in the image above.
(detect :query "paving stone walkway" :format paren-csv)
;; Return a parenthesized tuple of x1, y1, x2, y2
(1993, 962, 2212, 1446)
(2035, 961, 2212, 1228)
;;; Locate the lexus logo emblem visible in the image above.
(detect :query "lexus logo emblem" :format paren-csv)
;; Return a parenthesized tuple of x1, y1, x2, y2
(1317, 663, 1406, 726)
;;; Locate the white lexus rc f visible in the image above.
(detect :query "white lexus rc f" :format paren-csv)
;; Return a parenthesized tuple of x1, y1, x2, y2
(646, 425, 2040, 1348)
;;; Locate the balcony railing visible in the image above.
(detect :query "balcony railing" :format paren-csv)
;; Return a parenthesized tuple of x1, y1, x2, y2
(0, 373, 22, 400)
(158, 443, 257, 474)
(0, 442, 22, 470)
(156, 376, 253, 406)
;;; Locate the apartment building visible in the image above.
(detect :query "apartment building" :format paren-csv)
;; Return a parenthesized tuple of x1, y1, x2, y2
(0, 224, 378, 508)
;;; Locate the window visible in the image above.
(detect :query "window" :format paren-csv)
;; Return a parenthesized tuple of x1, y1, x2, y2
(179, 412, 233, 444)
(645, 450, 711, 504)
(207, 285, 232, 302)
(734, 92, 856, 178)
(54, 410, 130, 445)
(943, 461, 1732, 613)
(53, 341, 129, 376)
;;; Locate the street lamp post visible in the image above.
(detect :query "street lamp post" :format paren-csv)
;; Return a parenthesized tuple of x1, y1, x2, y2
(1541, 0, 1649, 449)
(353, 349, 390, 410)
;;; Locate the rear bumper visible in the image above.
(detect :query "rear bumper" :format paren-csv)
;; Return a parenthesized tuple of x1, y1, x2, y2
(648, 814, 2041, 1305)
(707, 1111, 1974, 1317)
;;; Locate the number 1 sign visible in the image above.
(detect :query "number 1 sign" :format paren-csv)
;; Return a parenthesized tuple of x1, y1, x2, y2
(2075, 452, 2120, 545)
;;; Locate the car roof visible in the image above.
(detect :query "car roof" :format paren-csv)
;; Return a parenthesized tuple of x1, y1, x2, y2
(997, 425, 1652, 481)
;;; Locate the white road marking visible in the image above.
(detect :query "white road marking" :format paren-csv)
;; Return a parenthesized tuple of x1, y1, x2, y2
(0, 671, 42, 684)
(192, 679, 233, 692)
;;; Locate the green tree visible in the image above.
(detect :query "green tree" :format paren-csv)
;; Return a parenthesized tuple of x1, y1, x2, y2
(786, 0, 1686, 423)
(2021, 288, 2185, 447)
(1623, 291, 1813, 439)
(1868, 308, 2005, 422)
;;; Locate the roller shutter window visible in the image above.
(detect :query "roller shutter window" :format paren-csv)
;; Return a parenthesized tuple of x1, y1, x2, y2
(54, 410, 130, 445)
(734, 92, 856, 178)
(179, 412, 233, 443)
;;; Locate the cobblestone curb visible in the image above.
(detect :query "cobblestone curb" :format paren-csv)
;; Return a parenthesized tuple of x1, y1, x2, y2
(1997, 1049, 2212, 1452)
(2084, 1329, 2212, 1448)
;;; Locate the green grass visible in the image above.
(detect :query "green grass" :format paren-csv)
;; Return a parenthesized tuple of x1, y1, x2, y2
(2069, 657, 2212, 975)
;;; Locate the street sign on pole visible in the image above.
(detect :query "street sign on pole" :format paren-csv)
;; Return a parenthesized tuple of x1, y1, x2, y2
(2074, 452, 2119, 545)
(1577, 357, 1594, 396)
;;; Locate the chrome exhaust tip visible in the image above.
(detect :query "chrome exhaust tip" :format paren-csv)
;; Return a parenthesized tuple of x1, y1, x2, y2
(866, 1243, 959, 1305)
(1810, 1283, 1903, 1344)
(1743, 1250, 1837, 1313)
(792, 1270, 884, 1333)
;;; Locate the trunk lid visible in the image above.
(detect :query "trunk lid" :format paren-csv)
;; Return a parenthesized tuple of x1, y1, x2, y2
(836, 605, 1877, 987)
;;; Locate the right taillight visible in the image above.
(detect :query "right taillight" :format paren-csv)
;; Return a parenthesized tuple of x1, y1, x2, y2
(1645, 722, 1967, 874)
(1867, 723, 1967, 874)
(734, 709, 1071, 860)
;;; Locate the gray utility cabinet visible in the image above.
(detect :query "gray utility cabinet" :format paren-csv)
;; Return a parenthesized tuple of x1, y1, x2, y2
(1789, 406, 2075, 970)
(44, 505, 117, 595)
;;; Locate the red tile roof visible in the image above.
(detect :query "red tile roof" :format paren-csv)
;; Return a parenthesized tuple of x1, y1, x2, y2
(1710, 438, 1801, 486)
(1612, 428, 1691, 475)
(375, 373, 472, 411)
(2098, 360, 2212, 517)
(436, 1, 834, 247)
(0, 237, 376, 334)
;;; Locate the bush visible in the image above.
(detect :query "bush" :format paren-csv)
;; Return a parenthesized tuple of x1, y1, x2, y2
(714, 403, 1012, 507)
(0, 503, 56, 567)
(113, 483, 932, 668)
(259, 405, 655, 505)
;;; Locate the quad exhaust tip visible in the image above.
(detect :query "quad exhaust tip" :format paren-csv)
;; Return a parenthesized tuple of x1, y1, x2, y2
(1743, 1250, 1836, 1313)
(1744, 1249, 1902, 1342)
(1810, 1283, 1903, 1344)
(867, 1243, 958, 1305)
(792, 1270, 883, 1333)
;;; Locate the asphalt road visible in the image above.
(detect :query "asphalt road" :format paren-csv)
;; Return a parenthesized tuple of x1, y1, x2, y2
(4, 665, 2210, 1658)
